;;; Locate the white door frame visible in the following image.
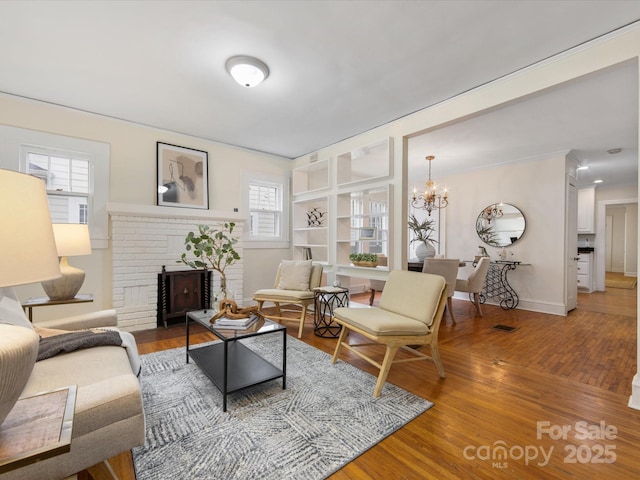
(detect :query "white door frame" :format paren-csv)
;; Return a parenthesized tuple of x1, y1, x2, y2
(595, 198, 638, 291)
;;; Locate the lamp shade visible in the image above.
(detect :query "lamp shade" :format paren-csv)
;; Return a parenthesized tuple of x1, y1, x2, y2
(0, 169, 60, 287)
(52, 223, 92, 257)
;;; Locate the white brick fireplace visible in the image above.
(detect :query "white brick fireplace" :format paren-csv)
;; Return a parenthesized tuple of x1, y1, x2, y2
(108, 203, 244, 331)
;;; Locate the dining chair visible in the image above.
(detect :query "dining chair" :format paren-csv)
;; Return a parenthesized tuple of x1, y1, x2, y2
(455, 256, 491, 316)
(423, 257, 460, 324)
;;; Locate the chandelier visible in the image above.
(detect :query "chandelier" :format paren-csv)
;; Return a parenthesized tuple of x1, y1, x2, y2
(411, 155, 449, 216)
(480, 203, 504, 224)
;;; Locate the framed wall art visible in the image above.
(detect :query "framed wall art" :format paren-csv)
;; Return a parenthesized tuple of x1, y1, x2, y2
(157, 142, 209, 209)
(359, 227, 377, 241)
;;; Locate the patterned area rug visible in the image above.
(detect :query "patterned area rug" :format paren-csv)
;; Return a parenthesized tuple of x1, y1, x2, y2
(133, 335, 433, 479)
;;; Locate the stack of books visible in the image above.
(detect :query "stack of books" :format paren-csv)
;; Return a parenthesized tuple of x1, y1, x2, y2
(213, 314, 258, 330)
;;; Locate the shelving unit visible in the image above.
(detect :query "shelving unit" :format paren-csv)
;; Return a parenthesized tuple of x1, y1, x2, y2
(292, 158, 329, 195)
(336, 137, 392, 187)
(290, 138, 394, 289)
(335, 185, 391, 267)
(292, 196, 328, 263)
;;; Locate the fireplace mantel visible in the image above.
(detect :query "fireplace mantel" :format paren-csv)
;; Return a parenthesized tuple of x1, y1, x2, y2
(107, 202, 245, 222)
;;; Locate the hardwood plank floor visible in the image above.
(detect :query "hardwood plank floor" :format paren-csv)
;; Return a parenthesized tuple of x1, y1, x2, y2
(89, 285, 639, 479)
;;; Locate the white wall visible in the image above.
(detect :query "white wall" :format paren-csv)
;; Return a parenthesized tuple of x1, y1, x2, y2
(0, 93, 292, 322)
(441, 154, 568, 312)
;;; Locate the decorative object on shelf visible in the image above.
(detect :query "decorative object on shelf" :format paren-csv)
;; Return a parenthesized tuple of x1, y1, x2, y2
(306, 207, 326, 227)
(476, 203, 526, 247)
(349, 253, 379, 267)
(157, 142, 209, 209)
(179, 223, 240, 300)
(41, 224, 92, 301)
(225, 55, 269, 88)
(408, 213, 437, 261)
(480, 202, 504, 223)
(358, 227, 377, 241)
(302, 247, 312, 260)
(411, 155, 449, 216)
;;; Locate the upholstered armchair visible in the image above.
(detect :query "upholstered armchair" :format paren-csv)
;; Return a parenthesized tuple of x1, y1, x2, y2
(331, 270, 447, 397)
(253, 260, 323, 338)
(0, 297, 144, 480)
(455, 256, 491, 316)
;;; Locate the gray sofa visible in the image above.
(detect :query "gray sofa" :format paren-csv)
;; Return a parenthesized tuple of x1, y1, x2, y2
(1, 308, 145, 480)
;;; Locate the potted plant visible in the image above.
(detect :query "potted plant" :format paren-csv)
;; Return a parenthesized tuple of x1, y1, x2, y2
(408, 213, 438, 260)
(349, 252, 379, 267)
(179, 223, 240, 299)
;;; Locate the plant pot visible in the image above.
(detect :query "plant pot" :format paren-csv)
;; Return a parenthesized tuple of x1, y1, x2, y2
(352, 261, 378, 268)
(415, 242, 436, 261)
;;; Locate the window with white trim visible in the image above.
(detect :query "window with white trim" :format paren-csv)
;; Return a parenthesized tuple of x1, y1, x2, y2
(249, 181, 281, 238)
(0, 124, 109, 248)
(26, 148, 91, 224)
(243, 172, 289, 248)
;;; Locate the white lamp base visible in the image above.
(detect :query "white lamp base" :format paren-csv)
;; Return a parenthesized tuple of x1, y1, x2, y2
(0, 325, 39, 425)
(41, 256, 85, 301)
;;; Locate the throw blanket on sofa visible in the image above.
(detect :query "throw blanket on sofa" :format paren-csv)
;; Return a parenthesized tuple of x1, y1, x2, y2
(37, 328, 142, 376)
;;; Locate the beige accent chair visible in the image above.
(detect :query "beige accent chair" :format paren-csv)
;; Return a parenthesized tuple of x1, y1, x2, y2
(332, 270, 447, 397)
(455, 256, 491, 316)
(253, 260, 323, 338)
(423, 258, 460, 324)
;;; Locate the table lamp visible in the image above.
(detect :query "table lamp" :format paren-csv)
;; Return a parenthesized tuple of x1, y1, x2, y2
(0, 169, 61, 425)
(41, 223, 92, 301)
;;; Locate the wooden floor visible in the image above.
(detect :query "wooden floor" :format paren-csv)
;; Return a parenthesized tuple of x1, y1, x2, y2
(91, 284, 639, 480)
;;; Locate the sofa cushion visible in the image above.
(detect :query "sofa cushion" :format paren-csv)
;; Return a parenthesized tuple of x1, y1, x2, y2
(277, 260, 312, 291)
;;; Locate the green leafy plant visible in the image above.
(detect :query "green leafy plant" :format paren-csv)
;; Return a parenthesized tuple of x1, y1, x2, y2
(179, 223, 240, 294)
(408, 213, 438, 246)
(349, 253, 378, 263)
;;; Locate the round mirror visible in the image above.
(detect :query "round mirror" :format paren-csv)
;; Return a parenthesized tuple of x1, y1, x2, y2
(476, 203, 526, 247)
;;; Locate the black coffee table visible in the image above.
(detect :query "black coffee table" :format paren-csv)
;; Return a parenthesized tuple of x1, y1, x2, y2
(186, 309, 287, 412)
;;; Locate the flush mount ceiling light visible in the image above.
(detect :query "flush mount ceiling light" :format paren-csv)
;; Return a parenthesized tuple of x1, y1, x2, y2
(225, 55, 269, 88)
(576, 165, 589, 171)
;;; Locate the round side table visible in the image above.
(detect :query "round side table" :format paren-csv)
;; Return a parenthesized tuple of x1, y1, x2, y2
(313, 286, 349, 338)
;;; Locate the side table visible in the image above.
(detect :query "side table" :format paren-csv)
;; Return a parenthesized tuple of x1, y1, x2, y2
(313, 286, 349, 338)
(0, 385, 76, 473)
(22, 294, 94, 322)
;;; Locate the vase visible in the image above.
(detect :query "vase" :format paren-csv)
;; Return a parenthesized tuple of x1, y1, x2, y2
(415, 242, 436, 261)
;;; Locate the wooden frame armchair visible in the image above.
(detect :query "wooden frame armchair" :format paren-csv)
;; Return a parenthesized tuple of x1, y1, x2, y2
(331, 270, 447, 397)
(253, 260, 323, 338)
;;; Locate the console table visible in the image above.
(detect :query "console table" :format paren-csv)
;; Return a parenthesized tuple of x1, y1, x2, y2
(477, 260, 526, 310)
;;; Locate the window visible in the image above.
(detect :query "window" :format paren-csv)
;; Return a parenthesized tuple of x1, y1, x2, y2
(249, 182, 280, 237)
(26, 148, 91, 224)
(1, 124, 109, 248)
(243, 172, 289, 248)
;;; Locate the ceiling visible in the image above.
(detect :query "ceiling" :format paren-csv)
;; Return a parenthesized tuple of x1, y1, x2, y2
(0, 1, 639, 186)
